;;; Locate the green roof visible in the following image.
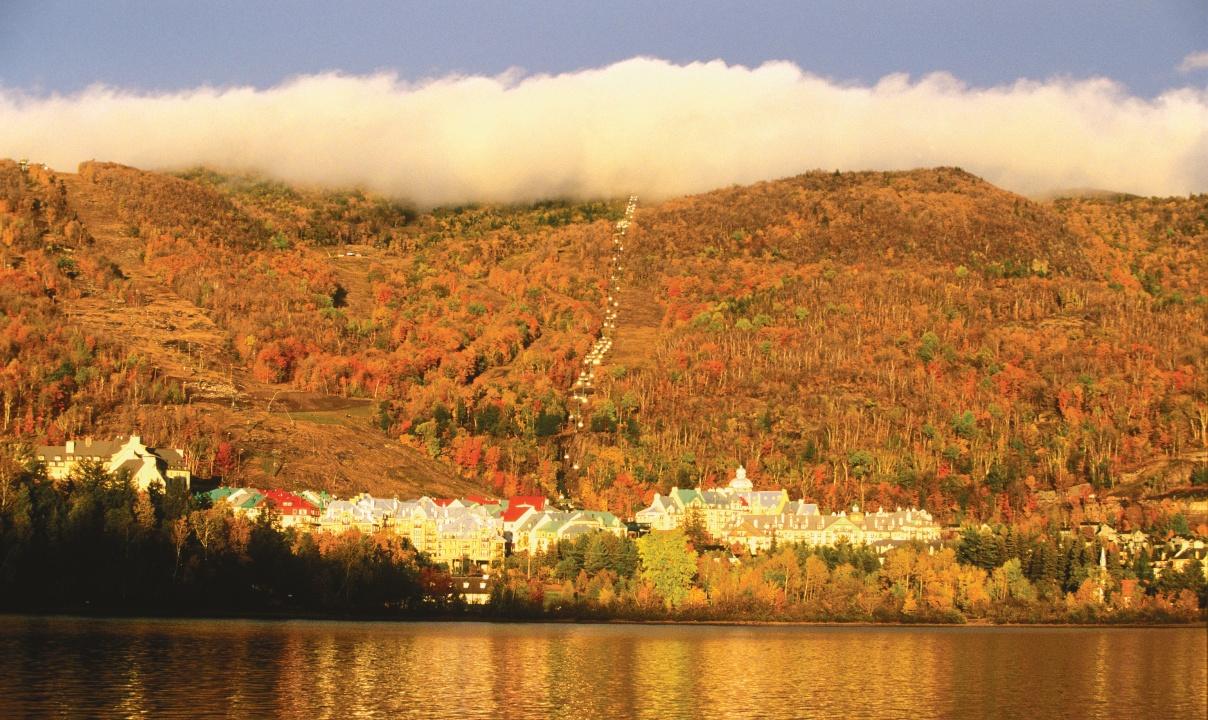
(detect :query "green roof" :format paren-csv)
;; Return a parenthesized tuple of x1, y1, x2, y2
(239, 491, 265, 508)
(536, 519, 569, 535)
(672, 488, 703, 507)
(300, 490, 331, 509)
(577, 510, 622, 527)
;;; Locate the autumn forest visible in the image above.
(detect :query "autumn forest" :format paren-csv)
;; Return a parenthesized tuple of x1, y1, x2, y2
(0, 159, 1205, 537)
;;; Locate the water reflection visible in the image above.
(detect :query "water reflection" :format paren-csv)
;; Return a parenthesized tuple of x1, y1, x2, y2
(0, 618, 1203, 719)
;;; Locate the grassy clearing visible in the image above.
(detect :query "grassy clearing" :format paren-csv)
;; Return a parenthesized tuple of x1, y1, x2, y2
(289, 403, 374, 426)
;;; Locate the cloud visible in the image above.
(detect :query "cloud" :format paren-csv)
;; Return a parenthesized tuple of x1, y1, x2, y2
(1, 57, 1206, 204)
(1178, 50, 1208, 73)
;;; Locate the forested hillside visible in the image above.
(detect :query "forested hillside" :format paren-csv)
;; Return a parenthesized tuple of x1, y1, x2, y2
(577, 170, 1206, 528)
(1, 160, 1204, 530)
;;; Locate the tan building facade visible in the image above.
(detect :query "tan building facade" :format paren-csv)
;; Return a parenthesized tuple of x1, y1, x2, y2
(36, 435, 191, 492)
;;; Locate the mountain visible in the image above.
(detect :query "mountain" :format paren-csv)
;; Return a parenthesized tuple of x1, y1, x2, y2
(1, 159, 1204, 529)
(634, 168, 1093, 274)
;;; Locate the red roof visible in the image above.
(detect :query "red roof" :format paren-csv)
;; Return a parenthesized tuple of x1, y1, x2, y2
(507, 495, 546, 511)
(464, 494, 496, 506)
(264, 489, 318, 516)
(500, 505, 531, 523)
(501, 495, 546, 523)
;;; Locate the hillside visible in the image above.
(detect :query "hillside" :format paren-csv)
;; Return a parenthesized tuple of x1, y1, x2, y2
(591, 176, 1205, 521)
(632, 168, 1093, 275)
(0, 160, 489, 496)
(1, 160, 1204, 528)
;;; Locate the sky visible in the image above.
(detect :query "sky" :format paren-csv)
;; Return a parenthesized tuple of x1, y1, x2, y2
(2, 1, 1205, 96)
(0, 1, 1206, 202)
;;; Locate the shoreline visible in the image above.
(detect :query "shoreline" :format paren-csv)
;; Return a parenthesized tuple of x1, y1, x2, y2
(2, 609, 1202, 630)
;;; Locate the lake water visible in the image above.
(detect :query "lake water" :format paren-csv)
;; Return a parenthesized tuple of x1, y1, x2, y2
(0, 616, 1203, 719)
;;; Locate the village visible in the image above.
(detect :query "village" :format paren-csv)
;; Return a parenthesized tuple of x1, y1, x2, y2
(32, 434, 1208, 589)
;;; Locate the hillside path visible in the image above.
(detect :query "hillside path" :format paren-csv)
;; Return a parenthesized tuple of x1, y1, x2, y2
(607, 209, 664, 372)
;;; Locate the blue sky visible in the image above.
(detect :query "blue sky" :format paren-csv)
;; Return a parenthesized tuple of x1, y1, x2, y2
(1, 1, 1205, 96)
(2, 2, 1205, 200)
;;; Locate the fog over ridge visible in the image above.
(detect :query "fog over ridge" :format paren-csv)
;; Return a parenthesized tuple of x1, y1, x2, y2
(1, 57, 1206, 205)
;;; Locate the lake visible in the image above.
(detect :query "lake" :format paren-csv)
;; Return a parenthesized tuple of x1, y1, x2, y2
(0, 617, 1203, 719)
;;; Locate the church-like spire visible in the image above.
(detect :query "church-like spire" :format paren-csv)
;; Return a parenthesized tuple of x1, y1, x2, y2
(729, 465, 753, 492)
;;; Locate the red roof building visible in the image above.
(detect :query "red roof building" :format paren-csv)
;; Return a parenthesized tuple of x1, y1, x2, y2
(501, 495, 547, 524)
(264, 489, 319, 526)
(508, 495, 547, 511)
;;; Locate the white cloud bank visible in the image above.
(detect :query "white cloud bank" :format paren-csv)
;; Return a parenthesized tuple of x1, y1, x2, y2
(1178, 50, 1208, 73)
(1, 57, 1206, 204)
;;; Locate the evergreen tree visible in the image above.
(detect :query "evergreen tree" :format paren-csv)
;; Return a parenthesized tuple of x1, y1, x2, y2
(682, 506, 712, 550)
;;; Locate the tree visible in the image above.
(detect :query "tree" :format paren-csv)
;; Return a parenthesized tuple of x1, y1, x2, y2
(1154, 559, 1208, 608)
(554, 537, 585, 580)
(882, 547, 917, 596)
(212, 441, 238, 479)
(990, 558, 1036, 602)
(801, 553, 829, 604)
(583, 531, 638, 578)
(636, 528, 698, 608)
(682, 506, 712, 550)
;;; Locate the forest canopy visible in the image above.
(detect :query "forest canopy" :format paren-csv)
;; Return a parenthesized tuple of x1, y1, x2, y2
(0, 159, 1204, 533)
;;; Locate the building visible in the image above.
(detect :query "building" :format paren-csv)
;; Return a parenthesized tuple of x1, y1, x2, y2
(431, 509, 505, 572)
(263, 489, 320, 528)
(299, 490, 332, 512)
(634, 492, 681, 531)
(36, 434, 191, 492)
(501, 495, 548, 537)
(636, 466, 941, 554)
(224, 488, 267, 519)
(511, 509, 626, 555)
(1153, 537, 1208, 582)
(321, 493, 403, 533)
(448, 574, 493, 604)
(636, 466, 788, 537)
(314, 494, 510, 570)
(727, 505, 941, 554)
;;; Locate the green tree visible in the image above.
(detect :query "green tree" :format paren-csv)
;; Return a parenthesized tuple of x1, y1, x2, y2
(590, 401, 618, 433)
(952, 411, 977, 440)
(917, 331, 941, 362)
(847, 450, 875, 480)
(1154, 559, 1208, 607)
(637, 528, 698, 608)
(583, 531, 638, 577)
(682, 506, 712, 550)
(554, 536, 587, 580)
(990, 558, 1036, 602)
(534, 408, 565, 437)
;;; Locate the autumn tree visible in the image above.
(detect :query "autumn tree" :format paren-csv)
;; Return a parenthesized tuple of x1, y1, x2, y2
(637, 528, 698, 608)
